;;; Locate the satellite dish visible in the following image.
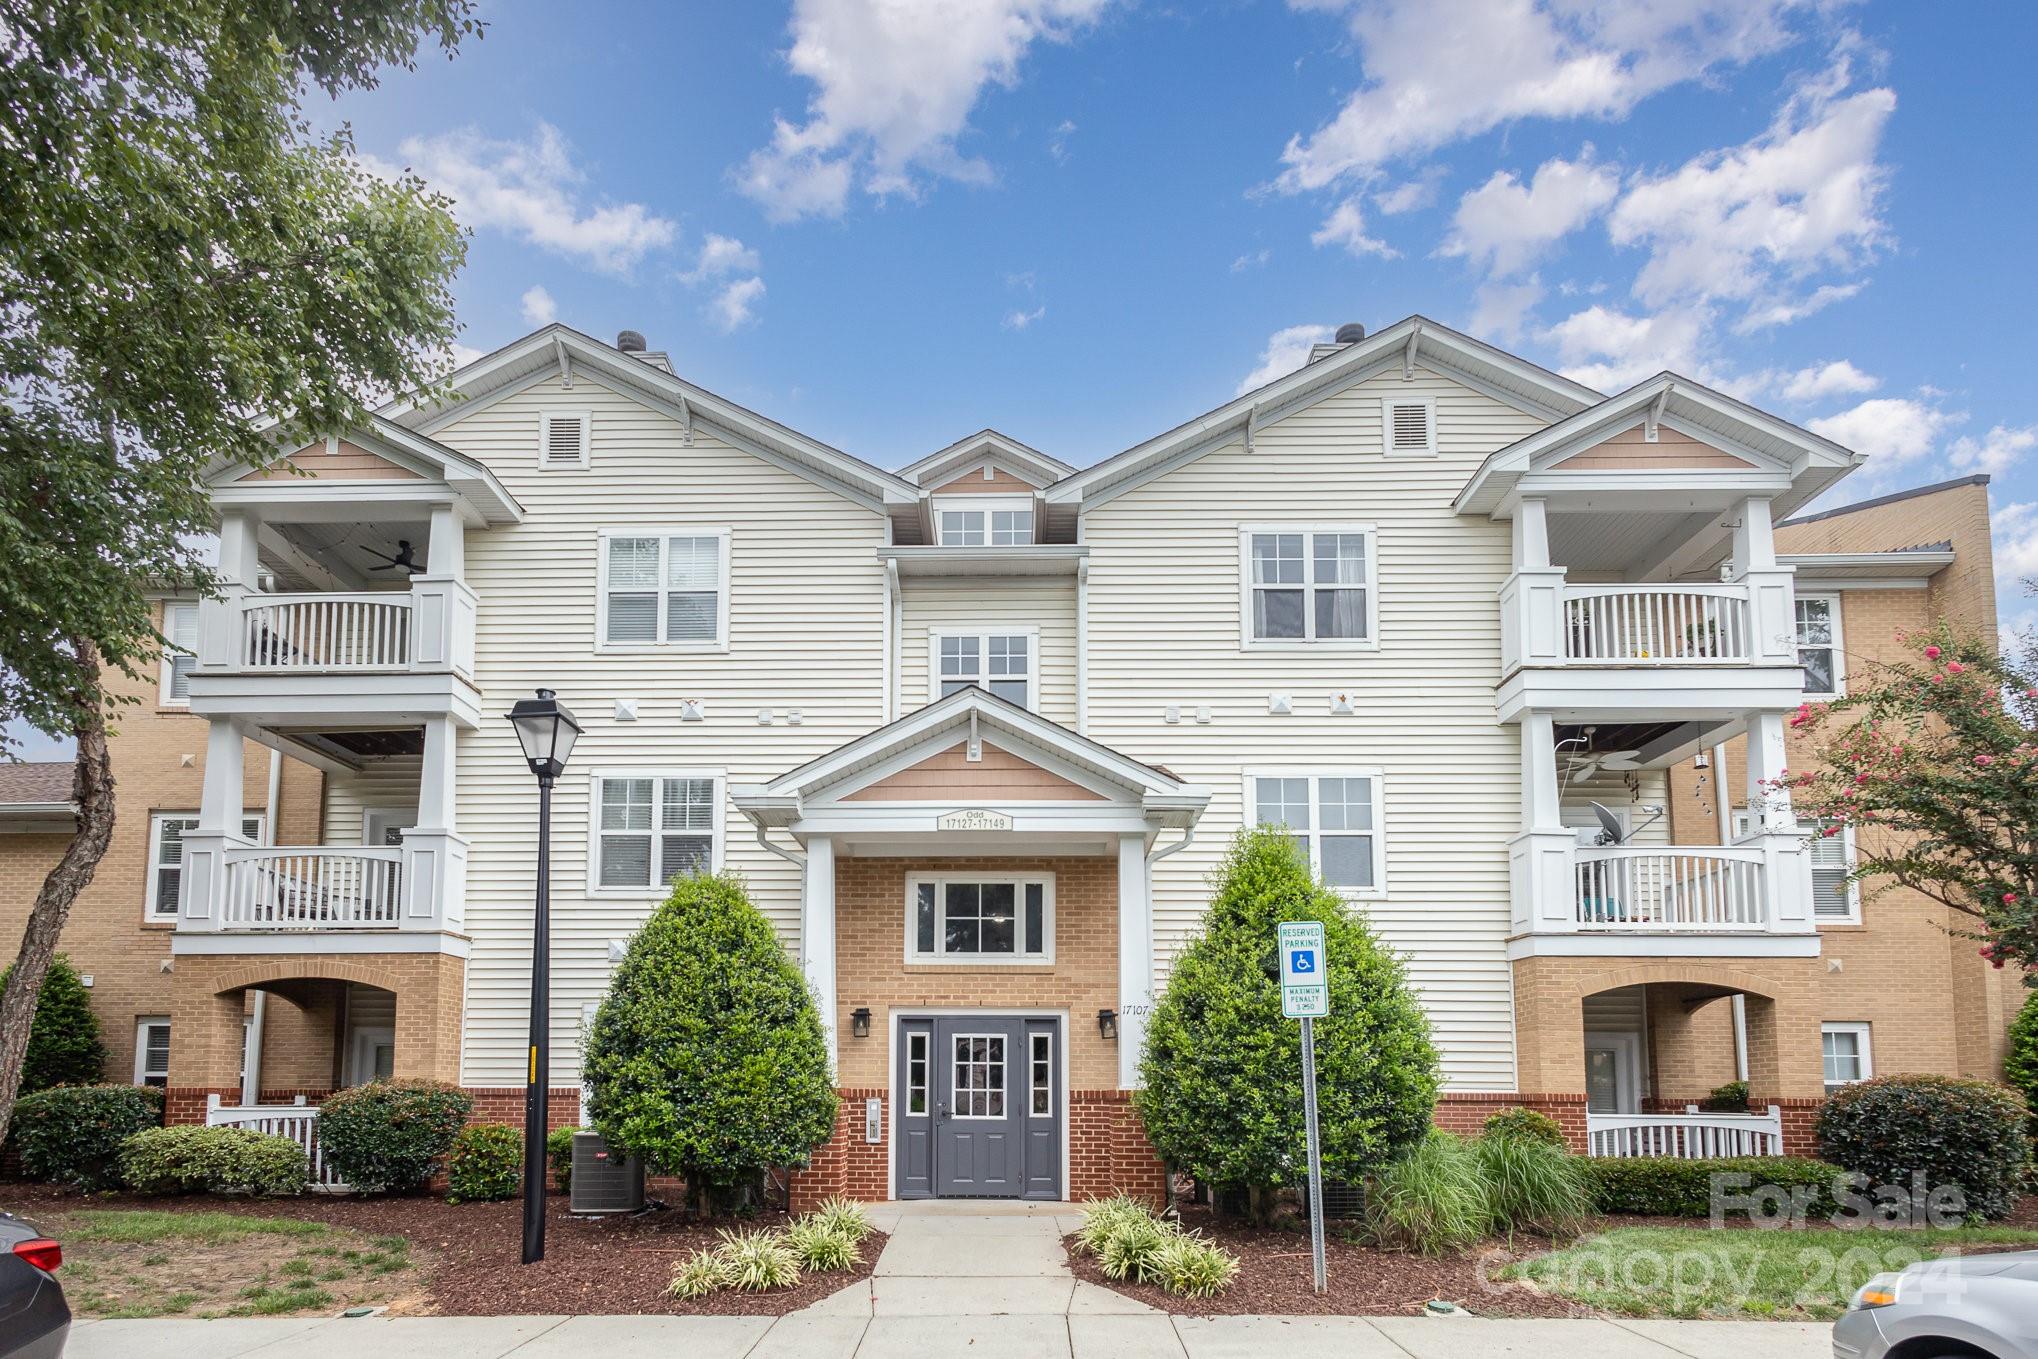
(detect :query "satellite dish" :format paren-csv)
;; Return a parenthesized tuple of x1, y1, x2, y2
(1589, 801, 1626, 846)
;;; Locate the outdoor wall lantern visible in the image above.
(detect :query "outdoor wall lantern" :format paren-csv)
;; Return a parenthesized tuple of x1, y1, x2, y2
(850, 1007, 872, 1039)
(505, 687, 581, 1267)
(1097, 1008, 1119, 1041)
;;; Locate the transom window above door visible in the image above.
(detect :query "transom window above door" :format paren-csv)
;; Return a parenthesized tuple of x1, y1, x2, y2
(907, 873, 1053, 963)
(933, 629, 1035, 708)
(1241, 526, 1376, 646)
(1248, 771, 1383, 894)
(597, 529, 729, 649)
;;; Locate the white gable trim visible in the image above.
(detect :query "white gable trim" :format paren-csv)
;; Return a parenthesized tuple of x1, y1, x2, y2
(902, 430, 1073, 488)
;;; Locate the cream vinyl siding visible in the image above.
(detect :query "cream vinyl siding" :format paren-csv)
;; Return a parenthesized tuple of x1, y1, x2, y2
(1080, 366, 1547, 1092)
(896, 578, 1078, 725)
(321, 757, 422, 846)
(428, 372, 889, 1085)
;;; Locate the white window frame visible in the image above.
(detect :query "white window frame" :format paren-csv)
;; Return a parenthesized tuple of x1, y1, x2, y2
(904, 1031, 930, 1117)
(1821, 1021, 1872, 1094)
(539, 409, 592, 469)
(145, 811, 265, 920)
(931, 495, 1035, 547)
(134, 1016, 171, 1087)
(1243, 768, 1387, 899)
(904, 871, 1056, 966)
(1807, 817, 1861, 924)
(1238, 524, 1380, 651)
(928, 626, 1039, 710)
(585, 769, 725, 898)
(948, 1031, 1010, 1120)
(1795, 592, 1845, 699)
(1028, 1030, 1053, 1119)
(159, 599, 198, 706)
(1380, 396, 1437, 456)
(595, 527, 732, 652)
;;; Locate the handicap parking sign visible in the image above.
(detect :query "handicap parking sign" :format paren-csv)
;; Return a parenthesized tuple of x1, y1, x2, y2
(1278, 921, 1329, 1018)
(1289, 949, 1316, 974)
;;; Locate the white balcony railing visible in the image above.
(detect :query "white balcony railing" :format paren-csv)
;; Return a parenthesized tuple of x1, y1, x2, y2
(207, 1096, 347, 1190)
(1561, 585, 1751, 664)
(219, 847, 403, 929)
(1586, 1106, 1784, 1158)
(240, 593, 412, 670)
(1574, 846, 1768, 930)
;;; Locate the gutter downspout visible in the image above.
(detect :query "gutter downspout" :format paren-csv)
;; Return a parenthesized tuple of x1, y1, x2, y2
(883, 557, 899, 725)
(263, 749, 282, 845)
(1075, 555, 1089, 736)
(753, 820, 807, 871)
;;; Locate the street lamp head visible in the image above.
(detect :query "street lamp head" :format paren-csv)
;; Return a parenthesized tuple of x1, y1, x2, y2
(508, 688, 582, 781)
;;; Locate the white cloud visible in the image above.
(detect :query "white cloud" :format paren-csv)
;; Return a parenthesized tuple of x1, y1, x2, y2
(739, 0, 1109, 220)
(709, 277, 766, 332)
(1991, 502, 2038, 638)
(519, 286, 556, 327)
(1278, 0, 1808, 191)
(1540, 304, 1707, 391)
(375, 123, 675, 273)
(1311, 198, 1397, 258)
(1733, 282, 1863, 333)
(1373, 168, 1444, 215)
(1778, 359, 1878, 403)
(1003, 304, 1047, 330)
(1231, 249, 1271, 272)
(1470, 277, 1545, 343)
(681, 233, 762, 284)
(1049, 119, 1077, 162)
(1806, 397, 1961, 468)
(1237, 324, 1334, 396)
(1950, 423, 2038, 476)
(1441, 153, 1618, 276)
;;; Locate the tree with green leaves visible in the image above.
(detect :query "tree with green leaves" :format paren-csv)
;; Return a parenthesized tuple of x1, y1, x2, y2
(0, 0, 478, 1145)
(582, 874, 838, 1215)
(1138, 827, 1441, 1224)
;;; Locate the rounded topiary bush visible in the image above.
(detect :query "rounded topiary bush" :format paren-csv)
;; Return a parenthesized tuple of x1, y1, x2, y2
(317, 1079, 472, 1193)
(1483, 1107, 1567, 1147)
(12, 1084, 158, 1188)
(2007, 990, 2038, 1129)
(1816, 1074, 2031, 1221)
(1138, 828, 1440, 1223)
(0, 954, 107, 1093)
(447, 1122, 523, 1202)
(119, 1125, 307, 1196)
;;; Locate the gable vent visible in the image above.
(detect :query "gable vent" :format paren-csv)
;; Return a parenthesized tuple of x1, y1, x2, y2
(1384, 398, 1435, 456)
(540, 411, 590, 468)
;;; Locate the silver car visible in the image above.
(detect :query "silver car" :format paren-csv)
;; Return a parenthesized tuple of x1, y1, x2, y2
(1834, 1249, 2038, 1359)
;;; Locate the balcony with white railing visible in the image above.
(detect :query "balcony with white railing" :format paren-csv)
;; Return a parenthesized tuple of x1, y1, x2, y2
(236, 593, 416, 672)
(175, 832, 465, 945)
(1586, 1105, 1784, 1159)
(1574, 846, 1769, 930)
(1511, 833, 1817, 953)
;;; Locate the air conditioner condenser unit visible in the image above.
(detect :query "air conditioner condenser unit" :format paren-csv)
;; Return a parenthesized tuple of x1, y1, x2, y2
(568, 1129, 644, 1214)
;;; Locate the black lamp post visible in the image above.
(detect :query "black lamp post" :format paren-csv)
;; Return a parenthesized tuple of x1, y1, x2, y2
(507, 688, 581, 1266)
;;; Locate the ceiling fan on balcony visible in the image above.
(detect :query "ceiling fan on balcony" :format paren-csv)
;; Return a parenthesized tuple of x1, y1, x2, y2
(1557, 725, 1642, 785)
(361, 540, 419, 575)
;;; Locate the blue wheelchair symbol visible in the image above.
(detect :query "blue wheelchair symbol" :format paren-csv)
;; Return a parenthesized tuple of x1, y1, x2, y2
(1290, 949, 1316, 974)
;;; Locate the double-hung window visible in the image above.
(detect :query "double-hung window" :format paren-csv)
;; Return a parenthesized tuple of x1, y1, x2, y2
(147, 812, 265, 919)
(1821, 1022, 1872, 1094)
(935, 499, 1033, 546)
(1242, 526, 1375, 645)
(1247, 771, 1382, 894)
(134, 1017, 171, 1087)
(1807, 819, 1859, 923)
(598, 530, 729, 649)
(907, 873, 1053, 963)
(1795, 595, 1843, 697)
(933, 628, 1035, 708)
(160, 600, 199, 704)
(591, 772, 721, 891)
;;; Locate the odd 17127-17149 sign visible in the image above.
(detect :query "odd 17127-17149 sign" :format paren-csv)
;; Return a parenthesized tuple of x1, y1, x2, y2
(936, 808, 1013, 833)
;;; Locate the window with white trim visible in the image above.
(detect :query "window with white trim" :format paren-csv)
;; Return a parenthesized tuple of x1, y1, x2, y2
(598, 530, 728, 648)
(160, 601, 198, 705)
(1242, 527, 1375, 644)
(1249, 772, 1381, 893)
(937, 506, 1033, 546)
(1381, 396, 1436, 456)
(933, 629, 1035, 708)
(539, 410, 591, 468)
(908, 873, 1053, 963)
(591, 773, 721, 891)
(147, 812, 265, 918)
(1807, 819, 1859, 922)
(1796, 594, 1843, 697)
(1822, 1022, 1872, 1094)
(134, 1017, 171, 1087)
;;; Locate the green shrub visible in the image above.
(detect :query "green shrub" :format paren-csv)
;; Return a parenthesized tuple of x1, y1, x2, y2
(1582, 1156, 1843, 1218)
(1074, 1194, 1155, 1255)
(582, 874, 837, 1214)
(809, 1195, 872, 1243)
(0, 955, 106, 1093)
(545, 1126, 579, 1194)
(1139, 829, 1440, 1222)
(1699, 1080, 1751, 1112)
(1482, 1107, 1567, 1147)
(713, 1227, 801, 1290)
(1471, 1133, 1591, 1237)
(666, 1248, 729, 1299)
(446, 1123, 522, 1203)
(2007, 991, 2038, 1132)
(118, 1125, 306, 1196)
(1096, 1212, 1174, 1282)
(1363, 1130, 1491, 1256)
(12, 1084, 157, 1188)
(1072, 1197, 1239, 1297)
(1817, 1075, 2030, 1221)
(316, 1079, 472, 1193)
(786, 1216, 860, 1271)
(1148, 1232, 1240, 1298)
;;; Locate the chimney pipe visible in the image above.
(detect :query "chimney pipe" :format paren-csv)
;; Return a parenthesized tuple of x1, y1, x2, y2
(1334, 322, 1366, 344)
(616, 329, 647, 353)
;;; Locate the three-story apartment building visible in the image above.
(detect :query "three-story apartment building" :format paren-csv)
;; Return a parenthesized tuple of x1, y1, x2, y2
(11, 316, 2018, 1202)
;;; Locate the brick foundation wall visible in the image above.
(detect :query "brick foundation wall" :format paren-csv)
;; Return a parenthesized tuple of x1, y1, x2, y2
(1434, 1091, 1590, 1149)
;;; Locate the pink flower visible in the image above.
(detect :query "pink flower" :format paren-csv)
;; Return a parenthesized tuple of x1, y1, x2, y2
(2005, 893, 2020, 905)
(1976, 754, 1995, 767)
(1933, 673, 1946, 684)
(1947, 661, 1965, 675)
(1925, 644, 1942, 660)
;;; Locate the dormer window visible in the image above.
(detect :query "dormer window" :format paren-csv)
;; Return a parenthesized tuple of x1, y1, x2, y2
(933, 497, 1033, 546)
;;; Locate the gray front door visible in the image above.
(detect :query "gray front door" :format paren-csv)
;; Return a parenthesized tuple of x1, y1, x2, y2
(895, 1016, 1060, 1200)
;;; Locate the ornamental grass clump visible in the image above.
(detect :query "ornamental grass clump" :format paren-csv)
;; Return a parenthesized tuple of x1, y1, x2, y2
(1148, 1232, 1241, 1298)
(1072, 1194, 1241, 1297)
(1471, 1130, 1593, 1238)
(809, 1195, 873, 1242)
(1364, 1130, 1492, 1256)
(666, 1248, 729, 1299)
(786, 1215, 861, 1272)
(712, 1227, 802, 1291)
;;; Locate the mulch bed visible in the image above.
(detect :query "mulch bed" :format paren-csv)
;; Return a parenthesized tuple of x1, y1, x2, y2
(1062, 1204, 1591, 1318)
(0, 1183, 883, 1317)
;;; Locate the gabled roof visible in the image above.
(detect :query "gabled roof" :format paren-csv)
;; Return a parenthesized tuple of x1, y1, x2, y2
(381, 325, 918, 512)
(1455, 372, 1864, 518)
(207, 416, 524, 525)
(899, 429, 1074, 489)
(1043, 315, 1604, 509)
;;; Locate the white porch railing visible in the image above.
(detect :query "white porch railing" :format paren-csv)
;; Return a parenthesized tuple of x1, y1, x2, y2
(1574, 846, 1768, 930)
(239, 592, 413, 670)
(220, 847, 403, 929)
(1561, 585, 1751, 664)
(206, 1095, 348, 1190)
(1586, 1105, 1784, 1158)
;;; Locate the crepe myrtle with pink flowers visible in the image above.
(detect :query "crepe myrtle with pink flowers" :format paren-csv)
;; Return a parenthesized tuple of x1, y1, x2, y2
(1777, 624, 2038, 979)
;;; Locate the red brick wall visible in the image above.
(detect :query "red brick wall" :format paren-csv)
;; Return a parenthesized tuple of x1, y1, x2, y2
(1434, 1092, 1590, 1150)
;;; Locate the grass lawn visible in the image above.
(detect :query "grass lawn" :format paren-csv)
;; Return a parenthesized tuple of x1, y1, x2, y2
(1498, 1224, 2038, 1321)
(46, 1209, 424, 1319)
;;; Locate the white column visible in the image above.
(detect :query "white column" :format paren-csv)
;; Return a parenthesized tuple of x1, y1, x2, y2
(183, 718, 248, 931)
(1744, 708, 1812, 932)
(217, 510, 262, 584)
(1730, 496, 1799, 665)
(426, 502, 464, 578)
(416, 716, 458, 832)
(1744, 709, 1795, 831)
(1513, 498, 1552, 571)
(200, 510, 263, 668)
(1510, 711, 1578, 935)
(198, 718, 246, 833)
(1501, 499, 1567, 671)
(1116, 832, 1152, 1089)
(401, 716, 465, 931)
(803, 835, 838, 1073)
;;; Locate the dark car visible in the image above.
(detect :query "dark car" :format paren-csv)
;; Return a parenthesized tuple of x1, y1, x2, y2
(0, 1212, 68, 1358)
